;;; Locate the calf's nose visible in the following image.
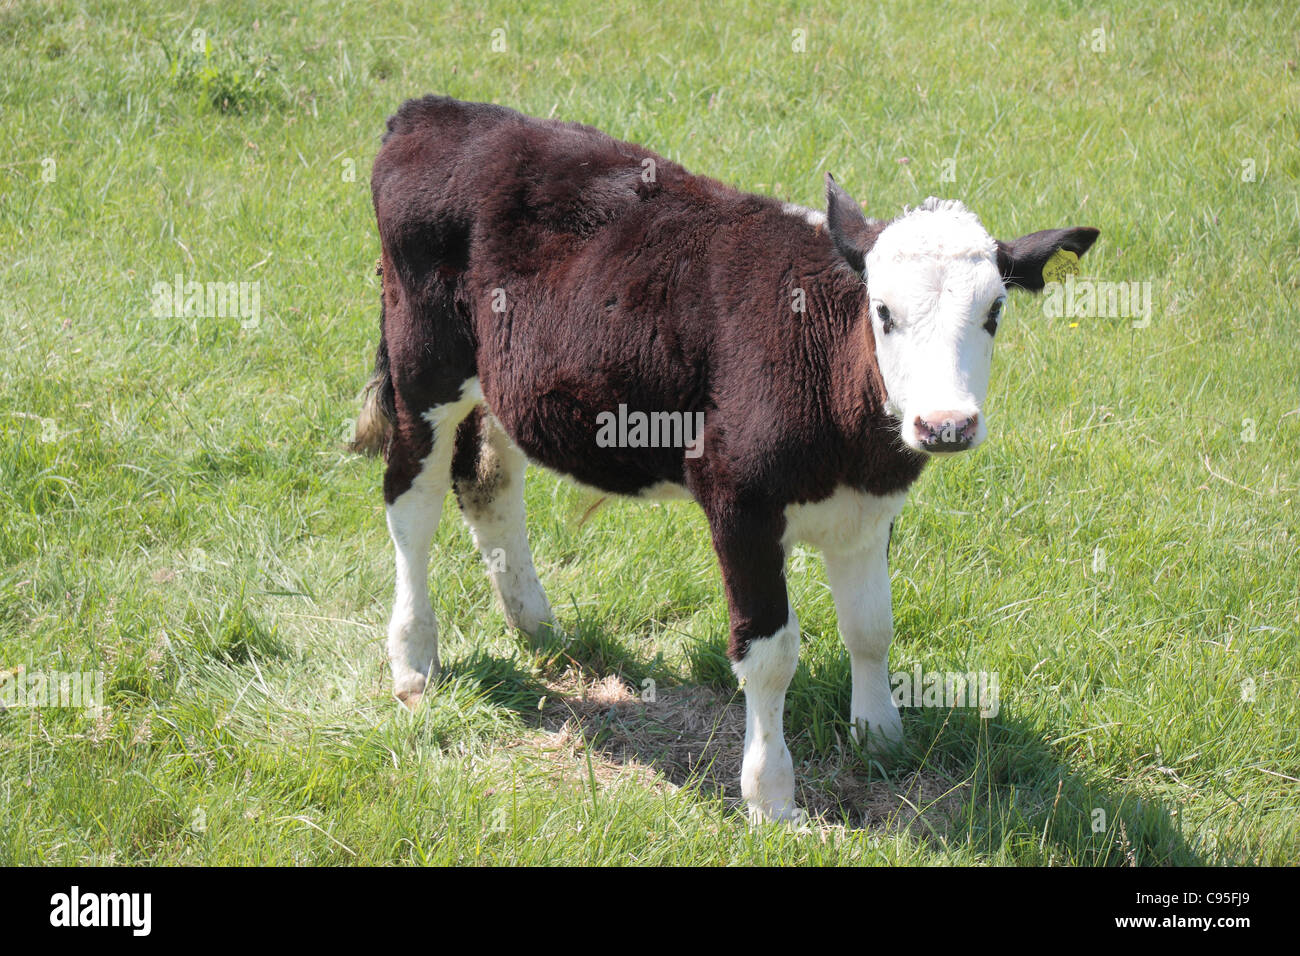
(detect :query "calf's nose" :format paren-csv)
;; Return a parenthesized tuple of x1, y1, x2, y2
(913, 411, 979, 451)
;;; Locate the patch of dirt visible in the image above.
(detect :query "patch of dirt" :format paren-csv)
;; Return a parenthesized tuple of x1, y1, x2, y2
(523, 672, 968, 833)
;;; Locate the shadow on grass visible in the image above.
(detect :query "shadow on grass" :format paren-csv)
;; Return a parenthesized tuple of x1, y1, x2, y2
(492, 615, 1204, 864)
(879, 706, 1205, 865)
(434, 606, 674, 717)
(437, 647, 548, 716)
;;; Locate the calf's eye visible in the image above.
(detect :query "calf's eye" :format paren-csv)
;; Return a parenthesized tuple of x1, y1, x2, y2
(983, 299, 1004, 336)
(876, 303, 894, 334)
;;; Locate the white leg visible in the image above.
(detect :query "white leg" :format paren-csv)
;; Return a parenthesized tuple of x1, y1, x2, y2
(386, 471, 444, 705)
(456, 415, 554, 640)
(823, 529, 902, 751)
(733, 613, 802, 822)
(385, 384, 480, 707)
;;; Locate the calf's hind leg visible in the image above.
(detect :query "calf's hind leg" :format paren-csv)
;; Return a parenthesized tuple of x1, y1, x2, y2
(384, 380, 481, 708)
(451, 408, 555, 642)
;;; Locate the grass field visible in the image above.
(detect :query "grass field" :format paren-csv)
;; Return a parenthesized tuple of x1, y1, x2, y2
(1, 0, 1297, 865)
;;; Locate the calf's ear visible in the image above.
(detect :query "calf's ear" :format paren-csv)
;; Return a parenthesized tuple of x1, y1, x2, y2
(996, 226, 1100, 292)
(825, 173, 883, 275)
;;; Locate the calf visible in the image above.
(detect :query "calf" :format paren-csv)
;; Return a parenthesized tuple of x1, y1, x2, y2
(353, 95, 1098, 822)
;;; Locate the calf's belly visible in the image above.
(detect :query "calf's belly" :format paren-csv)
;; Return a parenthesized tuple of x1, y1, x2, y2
(483, 389, 695, 498)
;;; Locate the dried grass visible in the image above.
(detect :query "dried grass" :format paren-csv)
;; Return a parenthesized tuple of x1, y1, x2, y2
(526, 671, 969, 834)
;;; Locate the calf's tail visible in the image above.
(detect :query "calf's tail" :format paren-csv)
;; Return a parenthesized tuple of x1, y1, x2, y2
(350, 259, 396, 457)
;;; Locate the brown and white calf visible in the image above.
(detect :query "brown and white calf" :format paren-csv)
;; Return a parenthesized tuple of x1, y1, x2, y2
(352, 95, 1098, 822)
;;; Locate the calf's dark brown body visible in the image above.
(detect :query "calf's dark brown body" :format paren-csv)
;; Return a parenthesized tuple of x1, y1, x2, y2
(364, 95, 923, 658)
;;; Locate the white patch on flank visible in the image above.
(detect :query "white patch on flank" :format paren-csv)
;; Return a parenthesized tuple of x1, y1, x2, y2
(865, 198, 1005, 453)
(421, 378, 482, 427)
(780, 202, 827, 228)
(385, 378, 482, 703)
(732, 611, 802, 822)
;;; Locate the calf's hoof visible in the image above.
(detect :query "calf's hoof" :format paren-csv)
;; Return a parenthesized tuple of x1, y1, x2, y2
(742, 756, 802, 825)
(395, 687, 423, 711)
(392, 665, 435, 711)
(747, 801, 809, 827)
(851, 711, 904, 755)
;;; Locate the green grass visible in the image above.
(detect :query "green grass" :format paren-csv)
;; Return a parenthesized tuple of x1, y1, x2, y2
(1, 0, 1297, 865)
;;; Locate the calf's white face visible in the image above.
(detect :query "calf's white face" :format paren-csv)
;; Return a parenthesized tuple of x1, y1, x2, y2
(865, 199, 1004, 454)
(824, 174, 1100, 458)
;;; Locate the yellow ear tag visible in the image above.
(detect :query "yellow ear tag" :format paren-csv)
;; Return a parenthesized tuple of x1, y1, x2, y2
(1041, 249, 1079, 284)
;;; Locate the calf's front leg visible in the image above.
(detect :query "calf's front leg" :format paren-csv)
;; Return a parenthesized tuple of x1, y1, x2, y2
(708, 505, 802, 822)
(822, 520, 902, 751)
